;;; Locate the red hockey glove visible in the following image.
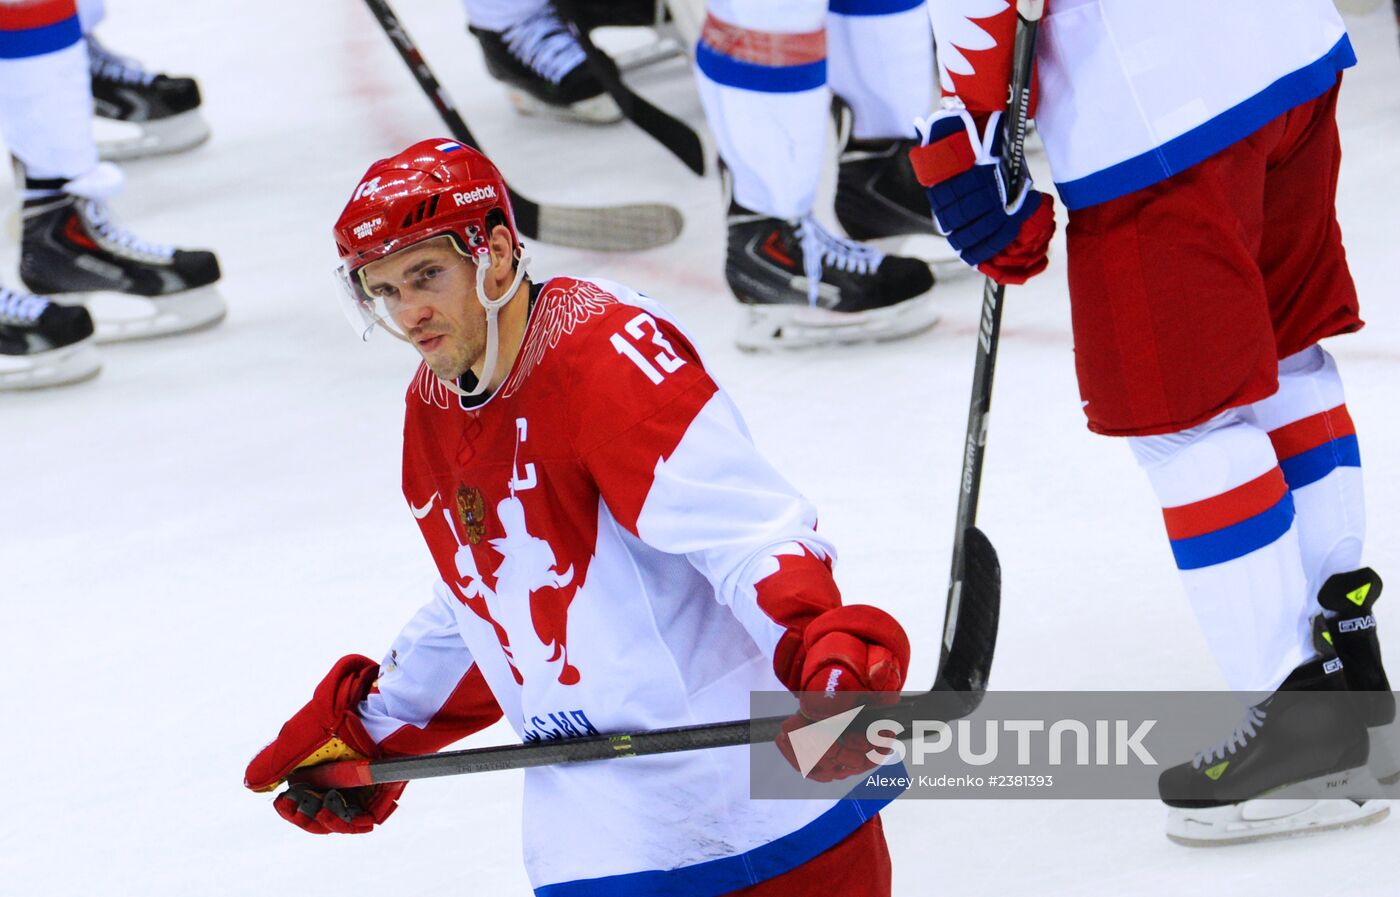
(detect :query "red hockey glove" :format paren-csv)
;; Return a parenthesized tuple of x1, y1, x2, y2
(244, 655, 404, 835)
(910, 105, 1056, 286)
(776, 605, 910, 782)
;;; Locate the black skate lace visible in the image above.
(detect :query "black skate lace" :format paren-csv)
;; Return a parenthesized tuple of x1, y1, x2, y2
(78, 200, 175, 262)
(501, 7, 587, 85)
(794, 215, 884, 306)
(88, 36, 155, 87)
(1192, 706, 1267, 768)
(0, 287, 49, 326)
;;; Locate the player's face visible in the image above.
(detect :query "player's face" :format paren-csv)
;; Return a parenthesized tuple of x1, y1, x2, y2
(359, 236, 485, 380)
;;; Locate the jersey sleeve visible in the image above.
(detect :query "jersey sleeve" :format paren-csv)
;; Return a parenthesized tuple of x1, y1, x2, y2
(568, 305, 844, 691)
(357, 581, 503, 757)
(929, 1, 1035, 114)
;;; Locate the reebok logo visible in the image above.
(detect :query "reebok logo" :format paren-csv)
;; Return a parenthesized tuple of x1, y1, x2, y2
(824, 668, 844, 696)
(353, 217, 384, 240)
(1338, 615, 1377, 634)
(453, 186, 497, 207)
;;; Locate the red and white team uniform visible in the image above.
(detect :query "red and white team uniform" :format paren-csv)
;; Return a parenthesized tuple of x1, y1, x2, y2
(356, 275, 892, 896)
(923, 0, 1376, 726)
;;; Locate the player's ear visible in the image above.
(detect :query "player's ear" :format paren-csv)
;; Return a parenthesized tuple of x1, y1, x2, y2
(487, 224, 516, 277)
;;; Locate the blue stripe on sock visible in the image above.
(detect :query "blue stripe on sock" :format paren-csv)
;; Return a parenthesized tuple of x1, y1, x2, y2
(0, 16, 81, 59)
(829, 0, 926, 14)
(1169, 493, 1295, 571)
(1279, 435, 1361, 490)
(696, 41, 826, 94)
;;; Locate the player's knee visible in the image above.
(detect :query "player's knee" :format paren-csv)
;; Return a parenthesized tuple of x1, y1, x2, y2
(1126, 409, 1254, 470)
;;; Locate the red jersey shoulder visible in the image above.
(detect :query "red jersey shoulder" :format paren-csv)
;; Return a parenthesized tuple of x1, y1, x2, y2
(501, 276, 620, 398)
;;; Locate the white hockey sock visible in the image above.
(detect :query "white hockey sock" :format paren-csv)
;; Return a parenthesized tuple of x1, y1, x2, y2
(1129, 410, 1314, 692)
(828, 0, 932, 140)
(695, 1, 828, 219)
(0, 1, 98, 180)
(1249, 345, 1365, 602)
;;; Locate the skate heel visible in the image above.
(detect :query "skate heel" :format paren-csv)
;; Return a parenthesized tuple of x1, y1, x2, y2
(1370, 721, 1400, 785)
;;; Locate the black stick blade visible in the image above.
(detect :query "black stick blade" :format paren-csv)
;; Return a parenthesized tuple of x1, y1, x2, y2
(934, 525, 1001, 714)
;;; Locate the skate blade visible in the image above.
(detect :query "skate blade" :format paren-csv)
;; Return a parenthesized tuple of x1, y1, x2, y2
(82, 287, 227, 343)
(1166, 765, 1391, 846)
(507, 90, 623, 125)
(95, 110, 211, 161)
(1167, 799, 1389, 847)
(0, 338, 102, 391)
(735, 293, 940, 351)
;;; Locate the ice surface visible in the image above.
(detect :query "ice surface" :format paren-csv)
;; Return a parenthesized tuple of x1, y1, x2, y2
(2, 2, 1397, 894)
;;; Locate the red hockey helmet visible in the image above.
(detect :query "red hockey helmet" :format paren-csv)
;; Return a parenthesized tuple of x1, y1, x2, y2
(332, 138, 520, 338)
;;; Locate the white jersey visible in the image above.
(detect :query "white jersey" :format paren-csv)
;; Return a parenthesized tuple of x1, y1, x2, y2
(932, 0, 1355, 209)
(353, 277, 891, 896)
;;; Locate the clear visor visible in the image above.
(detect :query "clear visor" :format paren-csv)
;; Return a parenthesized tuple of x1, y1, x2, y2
(332, 234, 480, 343)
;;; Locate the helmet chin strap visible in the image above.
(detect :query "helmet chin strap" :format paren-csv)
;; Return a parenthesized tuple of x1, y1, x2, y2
(443, 246, 530, 399)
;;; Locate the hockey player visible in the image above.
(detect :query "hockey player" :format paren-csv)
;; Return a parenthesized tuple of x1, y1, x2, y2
(244, 139, 912, 896)
(0, 0, 224, 372)
(912, 0, 1393, 842)
(463, 0, 623, 124)
(693, 0, 943, 348)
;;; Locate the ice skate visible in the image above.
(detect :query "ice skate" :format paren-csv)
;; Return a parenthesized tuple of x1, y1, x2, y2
(469, 7, 622, 125)
(19, 166, 225, 343)
(1320, 568, 1400, 785)
(88, 34, 210, 160)
(1159, 626, 1389, 846)
(0, 286, 100, 390)
(832, 98, 963, 272)
(725, 190, 937, 351)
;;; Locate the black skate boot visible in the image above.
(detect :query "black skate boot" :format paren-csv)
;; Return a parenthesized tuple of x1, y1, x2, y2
(724, 183, 937, 350)
(0, 285, 100, 390)
(469, 7, 622, 124)
(1319, 568, 1399, 784)
(19, 167, 225, 342)
(88, 34, 210, 160)
(1158, 621, 1387, 846)
(831, 98, 962, 271)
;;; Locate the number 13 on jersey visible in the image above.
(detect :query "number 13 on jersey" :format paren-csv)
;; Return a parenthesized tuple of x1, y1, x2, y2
(610, 312, 685, 384)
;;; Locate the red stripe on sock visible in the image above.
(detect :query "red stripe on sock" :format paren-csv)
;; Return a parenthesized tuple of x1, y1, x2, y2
(701, 13, 826, 67)
(1162, 468, 1289, 541)
(0, 0, 78, 31)
(1268, 405, 1355, 462)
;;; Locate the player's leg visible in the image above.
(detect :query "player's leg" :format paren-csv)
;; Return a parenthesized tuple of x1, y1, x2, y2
(826, 0, 939, 244)
(1066, 114, 1383, 843)
(695, 0, 935, 349)
(0, 0, 99, 387)
(1249, 80, 1394, 784)
(76, 0, 209, 160)
(463, 0, 622, 124)
(0, 1, 224, 343)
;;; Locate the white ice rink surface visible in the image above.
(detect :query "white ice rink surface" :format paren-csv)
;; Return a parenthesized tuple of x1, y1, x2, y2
(3, 2, 1398, 894)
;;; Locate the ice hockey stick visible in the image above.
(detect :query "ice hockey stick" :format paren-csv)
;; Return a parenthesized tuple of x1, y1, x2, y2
(362, 0, 684, 252)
